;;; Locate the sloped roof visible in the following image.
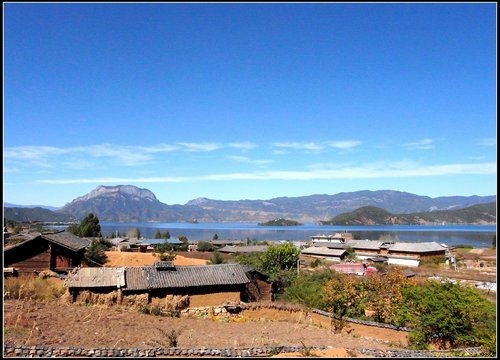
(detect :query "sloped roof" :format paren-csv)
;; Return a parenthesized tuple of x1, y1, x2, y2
(388, 241, 447, 253)
(42, 231, 91, 251)
(4, 231, 89, 252)
(65, 267, 126, 288)
(123, 266, 148, 290)
(301, 247, 347, 257)
(345, 239, 385, 250)
(67, 263, 250, 291)
(210, 240, 245, 246)
(218, 245, 268, 253)
(144, 263, 250, 289)
(3, 232, 42, 251)
(310, 242, 348, 249)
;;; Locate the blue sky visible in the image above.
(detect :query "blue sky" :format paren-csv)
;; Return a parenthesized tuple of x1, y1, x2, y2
(3, 2, 497, 207)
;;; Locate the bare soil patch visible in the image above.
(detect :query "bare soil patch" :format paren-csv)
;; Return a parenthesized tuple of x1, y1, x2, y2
(3, 298, 406, 356)
(104, 251, 208, 267)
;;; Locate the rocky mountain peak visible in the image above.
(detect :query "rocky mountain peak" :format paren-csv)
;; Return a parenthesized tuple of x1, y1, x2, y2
(69, 185, 157, 204)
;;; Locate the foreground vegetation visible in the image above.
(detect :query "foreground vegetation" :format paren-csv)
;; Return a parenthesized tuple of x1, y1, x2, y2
(280, 267, 496, 355)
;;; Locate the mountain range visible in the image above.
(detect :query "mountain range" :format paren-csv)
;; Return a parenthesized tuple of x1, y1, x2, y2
(3, 185, 496, 224)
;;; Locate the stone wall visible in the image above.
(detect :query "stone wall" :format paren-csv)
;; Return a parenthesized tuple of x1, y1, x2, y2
(3, 344, 484, 358)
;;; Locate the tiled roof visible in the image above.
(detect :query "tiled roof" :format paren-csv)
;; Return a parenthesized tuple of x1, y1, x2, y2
(67, 263, 250, 291)
(301, 247, 347, 257)
(310, 242, 348, 249)
(123, 267, 149, 290)
(3, 232, 42, 251)
(4, 231, 89, 252)
(42, 231, 91, 251)
(218, 245, 268, 253)
(144, 263, 250, 289)
(388, 242, 447, 253)
(65, 267, 126, 288)
(345, 239, 385, 250)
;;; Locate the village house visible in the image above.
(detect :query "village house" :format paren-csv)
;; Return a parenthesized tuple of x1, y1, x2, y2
(3, 230, 91, 275)
(65, 262, 272, 307)
(302, 237, 448, 268)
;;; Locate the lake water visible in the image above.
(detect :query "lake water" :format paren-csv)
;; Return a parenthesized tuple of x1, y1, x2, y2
(94, 222, 496, 248)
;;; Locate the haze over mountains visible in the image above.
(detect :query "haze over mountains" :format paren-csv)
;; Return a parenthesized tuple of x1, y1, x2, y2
(4, 185, 496, 224)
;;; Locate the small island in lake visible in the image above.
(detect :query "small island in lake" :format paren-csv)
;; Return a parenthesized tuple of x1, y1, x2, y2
(258, 218, 303, 226)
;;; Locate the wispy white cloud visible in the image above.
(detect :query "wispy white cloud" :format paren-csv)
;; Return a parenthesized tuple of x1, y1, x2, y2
(479, 138, 496, 147)
(227, 155, 273, 165)
(228, 142, 258, 151)
(402, 138, 435, 150)
(36, 161, 495, 184)
(176, 142, 222, 152)
(326, 140, 362, 150)
(272, 141, 324, 152)
(38, 176, 192, 184)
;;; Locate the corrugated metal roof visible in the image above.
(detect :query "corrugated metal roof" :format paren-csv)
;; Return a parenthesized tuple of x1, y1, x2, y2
(388, 241, 446, 253)
(42, 231, 91, 251)
(144, 263, 250, 289)
(301, 247, 347, 257)
(66, 267, 126, 288)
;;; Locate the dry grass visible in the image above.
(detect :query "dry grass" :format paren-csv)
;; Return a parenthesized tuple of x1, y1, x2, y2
(3, 275, 66, 302)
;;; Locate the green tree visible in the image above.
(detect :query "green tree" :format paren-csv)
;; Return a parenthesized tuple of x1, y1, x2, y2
(280, 268, 337, 309)
(83, 238, 109, 266)
(154, 230, 162, 239)
(69, 213, 102, 237)
(212, 233, 219, 240)
(197, 241, 215, 252)
(259, 242, 300, 276)
(397, 279, 496, 354)
(177, 235, 189, 251)
(208, 250, 225, 264)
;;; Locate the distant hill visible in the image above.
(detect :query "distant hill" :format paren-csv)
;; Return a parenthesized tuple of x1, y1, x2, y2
(320, 202, 497, 225)
(4, 207, 76, 223)
(3, 203, 61, 211)
(3, 185, 496, 223)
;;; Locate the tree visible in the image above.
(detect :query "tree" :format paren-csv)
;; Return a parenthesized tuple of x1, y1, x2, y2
(69, 213, 101, 237)
(197, 241, 215, 252)
(397, 279, 496, 354)
(363, 268, 413, 323)
(212, 233, 219, 240)
(259, 242, 300, 275)
(83, 238, 109, 266)
(208, 250, 225, 264)
(323, 273, 365, 332)
(280, 268, 336, 310)
(177, 235, 189, 251)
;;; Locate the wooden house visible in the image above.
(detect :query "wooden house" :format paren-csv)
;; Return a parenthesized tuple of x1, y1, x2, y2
(3, 231, 90, 275)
